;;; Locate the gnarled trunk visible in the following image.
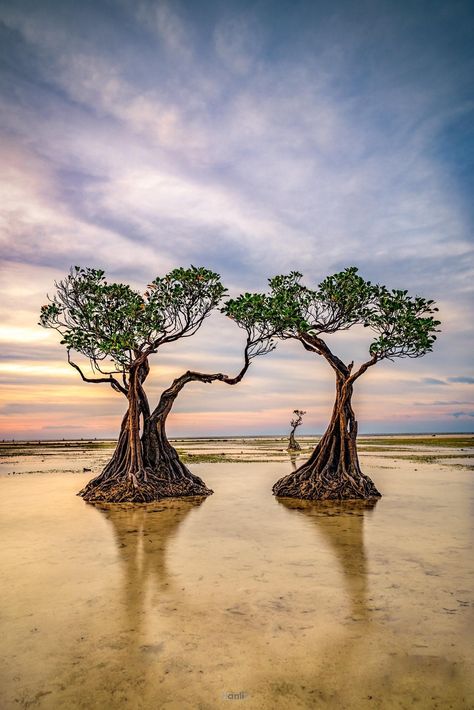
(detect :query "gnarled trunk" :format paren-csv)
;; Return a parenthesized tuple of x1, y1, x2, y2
(79, 364, 155, 502)
(273, 375, 381, 500)
(78, 365, 213, 503)
(78, 353, 252, 504)
(140, 393, 213, 499)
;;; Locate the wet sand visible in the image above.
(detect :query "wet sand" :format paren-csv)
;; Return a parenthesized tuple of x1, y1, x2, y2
(0, 449, 473, 708)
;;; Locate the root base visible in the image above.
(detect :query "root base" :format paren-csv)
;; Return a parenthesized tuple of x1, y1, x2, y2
(78, 469, 213, 504)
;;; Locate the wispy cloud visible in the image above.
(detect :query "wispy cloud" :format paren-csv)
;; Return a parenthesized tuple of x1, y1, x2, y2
(433, 401, 473, 406)
(0, 0, 473, 436)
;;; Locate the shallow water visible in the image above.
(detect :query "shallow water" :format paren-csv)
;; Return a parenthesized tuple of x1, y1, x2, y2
(0, 461, 473, 709)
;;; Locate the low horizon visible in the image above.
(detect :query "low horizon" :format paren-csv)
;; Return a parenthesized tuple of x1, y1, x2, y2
(3, 430, 473, 443)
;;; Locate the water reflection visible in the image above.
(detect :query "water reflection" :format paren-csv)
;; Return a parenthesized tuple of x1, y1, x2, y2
(277, 498, 377, 619)
(93, 497, 206, 595)
(288, 454, 299, 471)
(1, 466, 472, 708)
(92, 497, 206, 648)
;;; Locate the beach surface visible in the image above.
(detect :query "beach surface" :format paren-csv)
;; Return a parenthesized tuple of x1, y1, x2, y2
(0, 437, 473, 709)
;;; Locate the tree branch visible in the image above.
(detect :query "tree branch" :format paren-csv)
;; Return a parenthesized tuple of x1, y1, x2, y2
(148, 342, 253, 422)
(300, 333, 351, 377)
(67, 351, 128, 395)
(348, 355, 378, 384)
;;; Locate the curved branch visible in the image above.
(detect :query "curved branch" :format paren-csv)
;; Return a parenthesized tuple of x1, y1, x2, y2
(220, 338, 252, 385)
(67, 351, 128, 395)
(148, 344, 253, 422)
(348, 355, 378, 384)
(143, 311, 212, 355)
(300, 333, 350, 377)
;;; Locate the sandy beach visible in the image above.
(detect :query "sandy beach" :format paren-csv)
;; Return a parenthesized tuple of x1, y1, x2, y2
(0, 437, 473, 709)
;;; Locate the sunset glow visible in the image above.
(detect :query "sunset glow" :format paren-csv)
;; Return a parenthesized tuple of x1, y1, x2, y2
(0, 0, 472, 438)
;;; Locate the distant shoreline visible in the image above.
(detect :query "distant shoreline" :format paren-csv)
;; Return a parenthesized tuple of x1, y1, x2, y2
(1, 432, 473, 444)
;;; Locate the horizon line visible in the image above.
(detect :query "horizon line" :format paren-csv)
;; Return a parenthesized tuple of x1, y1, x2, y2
(1, 431, 473, 443)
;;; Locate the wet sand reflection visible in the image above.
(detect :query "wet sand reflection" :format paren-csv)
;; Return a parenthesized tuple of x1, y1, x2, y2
(1, 463, 472, 709)
(93, 497, 206, 593)
(277, 498, 377, 619)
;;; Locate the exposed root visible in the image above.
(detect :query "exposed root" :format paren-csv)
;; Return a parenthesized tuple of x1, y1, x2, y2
(275, 377, 382, 501)
(78, 467, 213, 503)
(273, 449, 381, 500)
(273, 466, 381, 500)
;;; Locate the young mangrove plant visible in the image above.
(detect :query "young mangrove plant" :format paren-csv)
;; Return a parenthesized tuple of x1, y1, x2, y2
(287, 409, 306, 451)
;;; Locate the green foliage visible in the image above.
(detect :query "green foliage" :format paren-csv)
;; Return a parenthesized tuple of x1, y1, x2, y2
(225, 267, 375, 339)
(266, 272, 314, 334)
(316, 267, 374, 331)
(40, 265, 226, 371)
(141, 266, 226, 344)
(224, 266, 441, 366)
(223, 292, 272, 328)
(367, 286, 440, 359)
(222, 292, 277, 358)
(264, 267, 375, 335)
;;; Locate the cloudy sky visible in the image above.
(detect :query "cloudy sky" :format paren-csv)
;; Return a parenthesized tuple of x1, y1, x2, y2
(0, 0, 473, 438)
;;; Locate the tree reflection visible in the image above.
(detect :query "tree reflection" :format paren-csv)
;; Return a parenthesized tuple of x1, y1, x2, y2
(277, 498, 377, 619)
(91, 498, 206, 627)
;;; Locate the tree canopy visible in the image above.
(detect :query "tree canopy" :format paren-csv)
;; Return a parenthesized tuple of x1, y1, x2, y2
(224, 267, 440, 378)
(40, 265, 226, 377)
(290, 410, 306, 429)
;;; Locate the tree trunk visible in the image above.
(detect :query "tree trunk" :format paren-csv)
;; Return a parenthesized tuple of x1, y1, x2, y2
(78, 409, 131, 495)
(78, 365, 152, 502)
(273, 376, 381, 500)
(78, 366, 213, 503)
(78, 352, 253, 504)
(140, 394, 213, 499)
(287, 428, 301, 451)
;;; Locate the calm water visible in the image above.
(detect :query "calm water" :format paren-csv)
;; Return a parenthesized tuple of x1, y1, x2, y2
(0, 461, 473, 709)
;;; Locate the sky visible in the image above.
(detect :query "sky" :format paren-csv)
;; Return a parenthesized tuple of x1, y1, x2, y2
(0, 0, 473, 439)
